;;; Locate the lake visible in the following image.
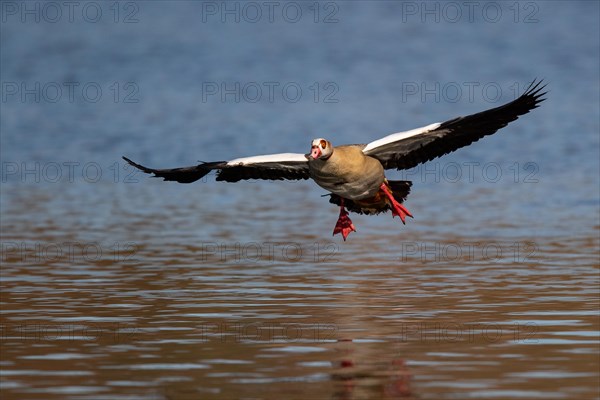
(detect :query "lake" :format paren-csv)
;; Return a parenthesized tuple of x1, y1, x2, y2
(1, 1, 599, 399)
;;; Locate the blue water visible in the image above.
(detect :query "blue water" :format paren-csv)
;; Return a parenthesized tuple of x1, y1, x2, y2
(2, 1, 599, 239)
(1, 1, 599, 399)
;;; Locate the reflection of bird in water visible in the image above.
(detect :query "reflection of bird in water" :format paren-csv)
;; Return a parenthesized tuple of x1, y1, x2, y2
(331, 339, 414, 399)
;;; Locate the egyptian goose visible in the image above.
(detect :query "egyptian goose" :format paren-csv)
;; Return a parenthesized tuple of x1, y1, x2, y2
(124, 79, 546, 240)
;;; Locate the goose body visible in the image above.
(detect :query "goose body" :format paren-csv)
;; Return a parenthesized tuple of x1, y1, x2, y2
(124, 79, 546, 240)
(308, 144, 384, 200)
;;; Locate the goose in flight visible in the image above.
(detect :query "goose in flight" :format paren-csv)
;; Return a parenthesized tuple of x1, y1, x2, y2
(124, 79, 546, 240)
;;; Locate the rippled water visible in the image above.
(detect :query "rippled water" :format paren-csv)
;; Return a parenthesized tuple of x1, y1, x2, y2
(1, 1, 599, 399)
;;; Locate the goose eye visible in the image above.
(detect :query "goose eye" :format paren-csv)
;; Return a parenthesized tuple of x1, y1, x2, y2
(320, 140, 327, 149)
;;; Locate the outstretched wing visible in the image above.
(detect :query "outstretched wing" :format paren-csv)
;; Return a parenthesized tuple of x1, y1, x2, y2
(216, 153, 310, 182)
(123, 153, 310, 184)
(363, 79, 547, 170)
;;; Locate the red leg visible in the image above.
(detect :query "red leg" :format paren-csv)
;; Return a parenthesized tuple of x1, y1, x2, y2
(380, 183, 413, 224)
(333, 198, 356, 241)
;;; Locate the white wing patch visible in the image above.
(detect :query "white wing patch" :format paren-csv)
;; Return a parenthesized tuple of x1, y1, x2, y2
(226, 153, 307, 166)
(362, 122, 442, 153)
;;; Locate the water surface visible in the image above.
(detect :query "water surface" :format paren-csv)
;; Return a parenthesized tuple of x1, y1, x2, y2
(1, 1, 599, 399)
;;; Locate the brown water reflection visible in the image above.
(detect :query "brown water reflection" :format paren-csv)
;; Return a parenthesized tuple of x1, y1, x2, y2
(1, 185, 599, 400)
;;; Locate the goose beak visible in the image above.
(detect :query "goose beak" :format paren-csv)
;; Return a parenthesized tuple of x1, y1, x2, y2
(308, 146, 322, 160)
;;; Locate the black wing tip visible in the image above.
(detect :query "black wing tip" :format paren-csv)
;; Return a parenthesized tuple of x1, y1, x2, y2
(122, 156, 220, 183)
(524, 78, 548, 103)
(122, 156, 135, 165)
(122, 156, 154, 174)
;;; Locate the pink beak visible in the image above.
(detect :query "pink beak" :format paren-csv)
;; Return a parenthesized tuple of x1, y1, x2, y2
(310, 146, 322, 159)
